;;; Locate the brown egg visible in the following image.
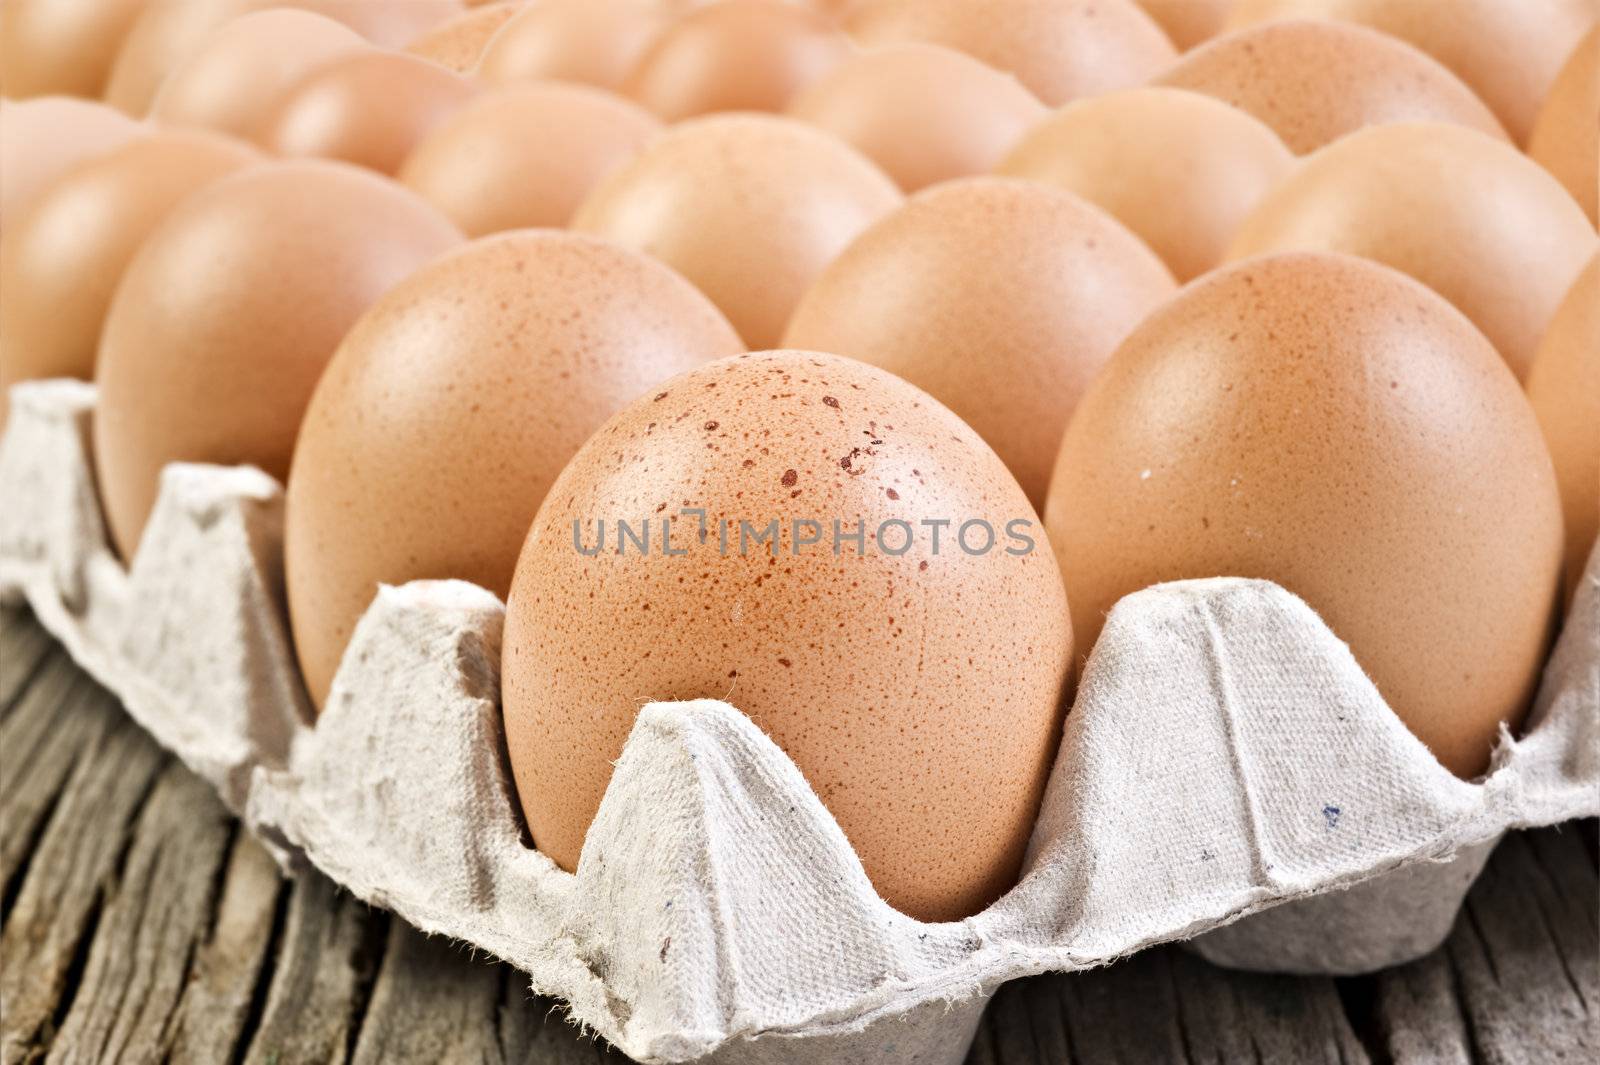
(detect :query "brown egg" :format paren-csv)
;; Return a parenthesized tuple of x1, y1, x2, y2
(404, 0, 523, 72)
(398, 84, 660, 236)
(1228, 123, 1597, 381)
(786, 43, 1047, 193)
(623, 0, 852, 120)
(1157, 19, 1509, 154)
(0, 0, 147, 98)
(573, 114, 900, 348)
(478, 0, 668, 91)
(846, 0, 1175, 107)
(0, 97, 140, 227)
(1134, 0, 1235, 50)
(997, 87, 1292, 283)
(502, 349, 1073, 921)
(1227, 0, 1597, 144)
(286, 232, 741, 708)
(105, 1, 463, 116)
(149, 9, 369, 138)
(261, 51, 478, 176)
(1529, 26, 1599, 226)
(93, 161, 462, 561)
(786, 178, 1174, 508)
(0, 131, 256, 429)
(1046, 251, 1563, 779)
(1526, 256, 1600, 605)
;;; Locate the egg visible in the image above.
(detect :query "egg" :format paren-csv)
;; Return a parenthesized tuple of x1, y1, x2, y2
(573, 114, 901, 348)
(501, 349, 1073, 921)
(1228, 123, 1597, 381)
(477, 0, 668, 91)
(785, 178, 1174, 508)
(1226, 0, 1597, 144)
(1157, 19, 1509, 153)
(846, 0, 1175, 107)
(786, 43, 1047, 193)
(0, 97, 140, 227)
(0, 0, 147, 98)
(1526, 256, 1600, 606)
(1528, 26, 1599, 227)
(622, 0, 852, 120)
(1133, 0, 1235, 50)
(997, 87, 1293, 283)
(404, 1, 522, 73)
(286, 232, 741, 708)
(0, 131, 257, 428)
(260, 51, 478, 176)
(149, 9, 369, 138)
(399, 84, 659, 237)
(93, 161, 461, 561)
(1045, 251, 1563, 779)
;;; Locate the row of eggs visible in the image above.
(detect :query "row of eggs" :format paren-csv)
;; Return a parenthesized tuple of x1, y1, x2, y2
(1, 0, 1596, 923)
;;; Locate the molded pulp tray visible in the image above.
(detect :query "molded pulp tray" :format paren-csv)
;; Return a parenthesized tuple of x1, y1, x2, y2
(1, 380, 1595, 1065)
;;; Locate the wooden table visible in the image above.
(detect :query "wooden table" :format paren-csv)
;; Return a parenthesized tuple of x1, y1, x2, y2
(1, 604, 1594, 1064)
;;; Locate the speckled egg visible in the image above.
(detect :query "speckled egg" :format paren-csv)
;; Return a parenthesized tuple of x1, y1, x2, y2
(1157, 19, 1509, 153)
(1228, 123, 1597, 381)
(0, 0, 146, 98)
(149, 9, 369, 138)
(1528, 25, 1599, 226)
(997, 87, 1293, 282)
(0, 130, 257, 426)
(477, 0, 667, 91)
(785, 177, 1174, 509)
(846, 0, 1175, 107)
(403, 0, 521, 72)
(260, 51, 477, 176)
(623, 0, 852, 120)
(286, 231, 741, 708)
(1045, 251, 1563, 779)
(399, 83, 660, 236)
(572, 114, 901, 348)
(1226, 0, 1597, 144)
(502, 349, 1073, 921)
(1526, 256, 1600, 606)
(787, 42, 1047, 193)
(93, 161, 462, 561)
(0, 97, 140, 227)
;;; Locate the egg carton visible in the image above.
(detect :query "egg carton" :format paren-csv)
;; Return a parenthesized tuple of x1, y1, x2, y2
(1, 378, 1595, 1065)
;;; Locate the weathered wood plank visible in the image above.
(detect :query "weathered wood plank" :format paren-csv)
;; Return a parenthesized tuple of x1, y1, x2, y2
(351, 921, 504, 1064)
(0, 687, 167, 1063)
(0, 606, 57, 716)
(44, 765, 234, 1064)
(240, 870, 386, 1065)
(497, 980, 616, 1064)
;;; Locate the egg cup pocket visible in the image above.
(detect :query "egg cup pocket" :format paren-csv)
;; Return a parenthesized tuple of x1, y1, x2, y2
(3, 379, 1596, 1065)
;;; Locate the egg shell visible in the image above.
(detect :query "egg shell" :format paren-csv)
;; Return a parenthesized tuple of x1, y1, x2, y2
(997, 87, 1293, 283)
(846, 0, 1175, 107)
(1528, 26, 1599, 227)
(93, 160, 462, 561)
(622, 0, 852, 121)
(1133, 0, 1235, 50)
(1526, 256, 1600, 606)
(1228, 122, 1598, 381)
(477, 0, 668, 91)
(149, 9, 370, 138)
(573, 113, 901, 349)
(1045, 251, 1564, 779)
(0, 0, 147, 98)
(287, 231, 741, 708)
(261, 51, 478, 176)
(403, 0, 522, 73)
(1157, 19, 1509, 154)
(0, 97, 141, 228)
(1226, 0, 1597, 144)
(0, 130, 257, 428)
(785, 177, 1175, 509)
(398, 83, 660, 236)
(786, 42, 1047, 193)
(501, 349, 1073, 922)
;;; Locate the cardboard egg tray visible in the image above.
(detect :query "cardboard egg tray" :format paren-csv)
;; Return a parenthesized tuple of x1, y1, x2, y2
(2, 377, 1596, 1065)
